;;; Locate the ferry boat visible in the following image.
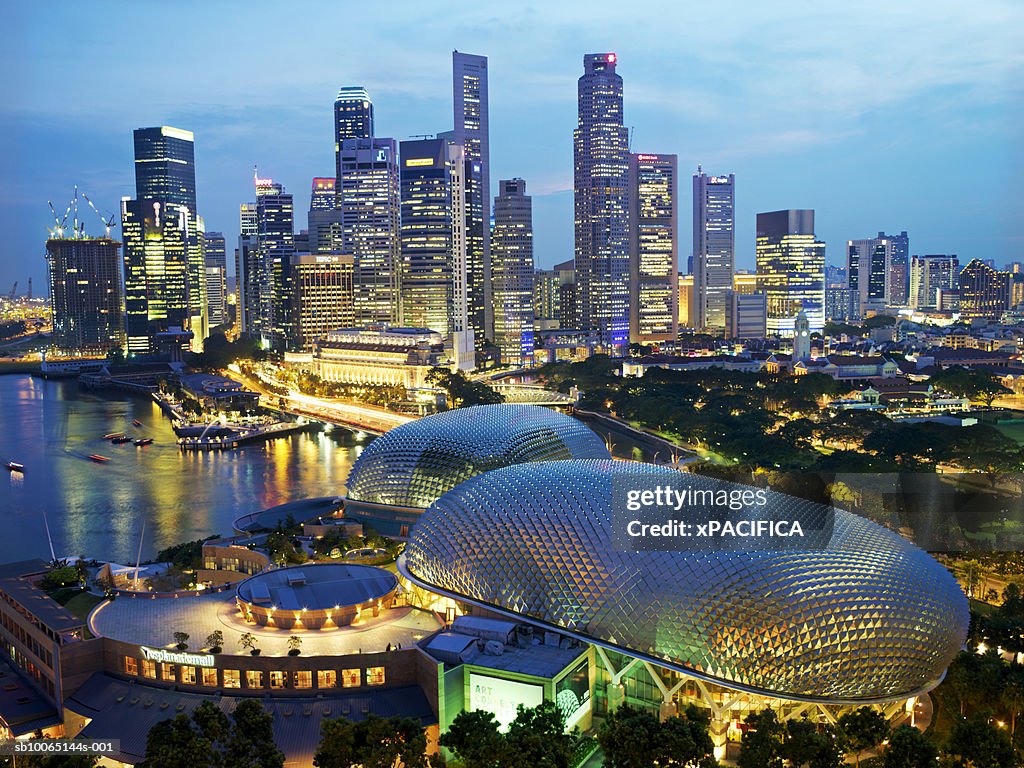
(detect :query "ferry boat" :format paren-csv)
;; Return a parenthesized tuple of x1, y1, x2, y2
(111, 435, 132, 444)
(102, 432, 126, 440)
(132, 419, 142, 427)
(87, 454, 111, 463)
(133, 438, 154, 446)
(3, 461, 24, 472)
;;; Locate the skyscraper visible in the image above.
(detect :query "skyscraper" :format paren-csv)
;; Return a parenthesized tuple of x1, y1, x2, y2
(692, 170, 735, 333)
(46, 235, 124, 353)
(308, 177, 343, 254)
(960, 259, 1011, 320)
(574, 53, 630, 349)
(629, 153, 678, 343)
(491, 178, 535, 366)
(236, 202, 258, 335)
(755, 210, 826, 335)
(292, 254, 355, 350)
(451, 51, 492, 342)
(880, 230, 909, 306)
(254, 176, 295, 349)
(338, 137, 400, 325)
(202, 231, 227, 327)
(334, 87, 374, 195)
(909, 254, 959, 310)
(399, 138, 468, 347)
(847, 236, 893, 318)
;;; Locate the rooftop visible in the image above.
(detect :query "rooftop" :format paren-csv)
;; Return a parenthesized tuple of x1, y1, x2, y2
(237, 565, 397, 612)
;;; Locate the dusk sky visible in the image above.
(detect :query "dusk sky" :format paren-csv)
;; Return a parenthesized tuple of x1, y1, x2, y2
(3, 1, 1021, 292)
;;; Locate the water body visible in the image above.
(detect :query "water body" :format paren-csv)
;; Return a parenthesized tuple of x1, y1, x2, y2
(0, 374, 362, 563)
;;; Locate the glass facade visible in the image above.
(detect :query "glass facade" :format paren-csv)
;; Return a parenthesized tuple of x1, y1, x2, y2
(491, 178, 535, 365)
(254, 179, 295, 349)
(629, 154, 678, 343)
(692, 171, 735, 333)
(46, 237, 125, 353)
(755, 210, 826, 336)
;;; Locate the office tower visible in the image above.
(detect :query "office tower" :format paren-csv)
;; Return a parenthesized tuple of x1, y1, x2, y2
(255, 176, 295, 349)
(825, 264, 852, 323)
(45, 236, 124, 353)
(292, 254, 355, 350)
(553, 260, 576, 330)
(491, 179, 535, 366)
(399, 138, 468, 344)
(847, 236, 893, 318)
(308, 177, 343, 254)
(534, 268, 561, 330)
(629, 153, 678, 343)
(755, 210, 826, 335)
(726, 291, 767, 339)
(236, 203, 258, 334)
(574, 53, 630, 349)
(733, 271, 758, 295)
(338, 137, 400, 325)
(879, 230, 909, 306)
(677, 274, 694, 328)
(202, 232, 227, 327)
(692, 169, 735, 333)
(132, 126, 205, 341)
(334, 87, 374, 195)
(959, 259, 1011, 320)
(909, 254, 960, 310)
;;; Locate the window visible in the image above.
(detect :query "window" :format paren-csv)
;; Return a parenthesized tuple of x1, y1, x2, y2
(181, 666, 196, 685)
(341, 668, 361, 688)
(141, 659, 156, 679)
(270, 671, 287, 689)
(124, 656, 138, 676)
(202, 667, 218, 686)
(317, 670, 336, 688)
(161, 663, 176, 681)
(246, 670, 263, 688)
(367, 667, 385, 686)
(223, 670, 240, 688)
(295, 670, 312, 689)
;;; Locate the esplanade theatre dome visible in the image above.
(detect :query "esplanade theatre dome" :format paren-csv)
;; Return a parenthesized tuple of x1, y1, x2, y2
(401, 459, 970, 704)
(345, 404, 610, 510)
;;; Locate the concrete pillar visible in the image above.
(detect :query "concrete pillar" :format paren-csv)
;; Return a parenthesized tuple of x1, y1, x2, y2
(710, 717, 730, 761)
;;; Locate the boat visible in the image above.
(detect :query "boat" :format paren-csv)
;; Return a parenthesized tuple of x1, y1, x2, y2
(3, 461, 24, 472)
(87, 454, 110, 463)
(102, 432, 126, 440)
(111, 435, 132, 444)
(134, 438, 154, 446)
(132, 419, 142, 427)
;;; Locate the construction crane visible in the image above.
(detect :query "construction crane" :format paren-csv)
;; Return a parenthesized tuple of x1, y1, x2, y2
(82, 193, 118, 238)
(8, 282, 17, 300)
(46, 187, 118, 239)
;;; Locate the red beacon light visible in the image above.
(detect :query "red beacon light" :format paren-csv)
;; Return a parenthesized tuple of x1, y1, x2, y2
(607, 53, 617, 63)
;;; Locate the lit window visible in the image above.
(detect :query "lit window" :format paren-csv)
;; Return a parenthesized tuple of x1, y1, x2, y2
(124, 657, 138, 676)
(246, 670, 263, 688)
(202, 668, 218, 686)
(270, 671, 287, 689)
(141, 660, 156, 679)
(317, 670, 336, 688)
(295, 671, 312, 689)
(341, 669, 361, 688)
(161, 663, 176, 681)
(181, 666, 196, 685)
(367, 667, 385, 686)
(223, 670, 241, 688)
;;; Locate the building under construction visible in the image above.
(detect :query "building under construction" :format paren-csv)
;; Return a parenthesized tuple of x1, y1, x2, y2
(45, 236, 125, 354)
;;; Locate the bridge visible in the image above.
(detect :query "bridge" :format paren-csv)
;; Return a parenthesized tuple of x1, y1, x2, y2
(488, 383, 575, 406)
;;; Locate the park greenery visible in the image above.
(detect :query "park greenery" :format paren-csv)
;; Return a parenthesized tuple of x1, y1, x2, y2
(289, 369, 407, 409)
(597, 704, 718, 768)
(314, 714, 431, 768)
(427, 367, 505, 409)
(439, 701, 583, 768)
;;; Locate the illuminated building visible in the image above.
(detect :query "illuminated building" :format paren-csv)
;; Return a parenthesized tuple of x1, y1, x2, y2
(491, 178, 535, 365)
(879, 230, 909, 306)
(334, 86, 374, 187)
(732, 271, 757, 295)
(202, 232, 227, 326)
(825, 265, 852, 322)
(291, 253, 355, 350)
(450, 51, 492, 342)
(533, 268, 560, 330)
(574, 53, 630, 350)
(678, 273, 694, 328)
(339, 138, 401, 325)
(726, 291, 766, 339)
(307, 177, 343, 254)
(959, 258, 1011, 320)
(629, 153, 678, 343)
(692, 170, 735, 333)
(910, 254, 959, 310)
(254, 177, 295, 349)
(45, 236, 125, 353)
(755, 210, 826, 336)
(399, 138, 470, 357)
(236, 202, 258, 334)
(847, 236, 895, 317)
(308, 325, 445, 391)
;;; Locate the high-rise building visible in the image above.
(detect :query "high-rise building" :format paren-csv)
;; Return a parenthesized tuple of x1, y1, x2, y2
(254, 176, 295, 349)
(122, 126, 206, 353)
(236, 203, 259, 335)
(678, 274, 694, 329)
(909, 254, 959, 310)
(46, 236, 124, 353)
(451, 51, 492, 342)
(755, 210, 826, 336)
(629, 153, 678, 343)
(292, 253, 355, 350)
(491, 178, 535, 366)
(202, 232, 227, 327)
(847, 236, 893, 318)
(399, 138, 468, 343)
(880, 230, 909, 306)
(959, 259, 1011, 320)
(339, 138, 401, 325)
(334, 87, 374, 193)
(534, 268, 561, 330)
(726, 291, 767, 340)
(308, 177, 343, 254)
(692, 170, 735, 333)
(733, 272, 759, 295)
(574, 53, 630, 349)
(825, 265, 852, 322)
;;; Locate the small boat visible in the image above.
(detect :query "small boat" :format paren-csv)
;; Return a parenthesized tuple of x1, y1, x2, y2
(102, 432, 125, 440)
(87, 454, 110, 463)
(111, 435, 132, 444)
(134, 438, 154, 446)
(132, 419, 142, 427)
(4, 461, 24, 472)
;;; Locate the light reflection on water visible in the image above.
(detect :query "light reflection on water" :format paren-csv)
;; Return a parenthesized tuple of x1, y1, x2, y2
(0, 374, 359, 563)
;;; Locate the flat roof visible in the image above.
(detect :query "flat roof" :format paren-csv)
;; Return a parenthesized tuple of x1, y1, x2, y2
(0, 562, 86, 634)
(237, 564, 397, 612)
(0, 660, 61, 736)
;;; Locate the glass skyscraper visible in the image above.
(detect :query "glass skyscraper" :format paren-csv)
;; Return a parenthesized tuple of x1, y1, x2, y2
(692, 170, 735, 333)
(574, 53, 630, 349)
(254, 177, 295, 349)
(847, 237, 893, 318)
(629, 153, 678, 343)
(880, 230, 910, 306)
(755, 210, 826, 335)
(909, 254, 959, 310)
(46, 236, 125, 353)
(491, 178, 535, 366)
(202, 231, 227, 327)
(334, 87, 374, 197)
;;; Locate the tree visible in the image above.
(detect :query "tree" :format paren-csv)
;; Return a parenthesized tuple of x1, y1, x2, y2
(106, 345, 126, 366)
(206, 630, 224, 653)
(438, 709, 507, 768)
(426, 367, 504, 409)
(881, 725, 937, 768)
(223, 699, 284, 768)
(597, 705, 664, 768)
(782, 716, 840, 768)
(314, 715, 429, 768)
(173, 631, 189, 650)
(737, 709, 785, 768)
(837, 707, 889, 768)
(505, 700, 576, 768)
(944, 714, 1017, 768)
(288, 635, 302, 655)
(239, 632, 259, 655)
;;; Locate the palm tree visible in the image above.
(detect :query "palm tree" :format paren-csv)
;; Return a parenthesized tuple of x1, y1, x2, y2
(1002, 672, 1024, 737)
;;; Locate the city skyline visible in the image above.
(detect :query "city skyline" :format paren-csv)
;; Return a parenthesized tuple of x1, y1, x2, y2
(4, 1, 1020, 292)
